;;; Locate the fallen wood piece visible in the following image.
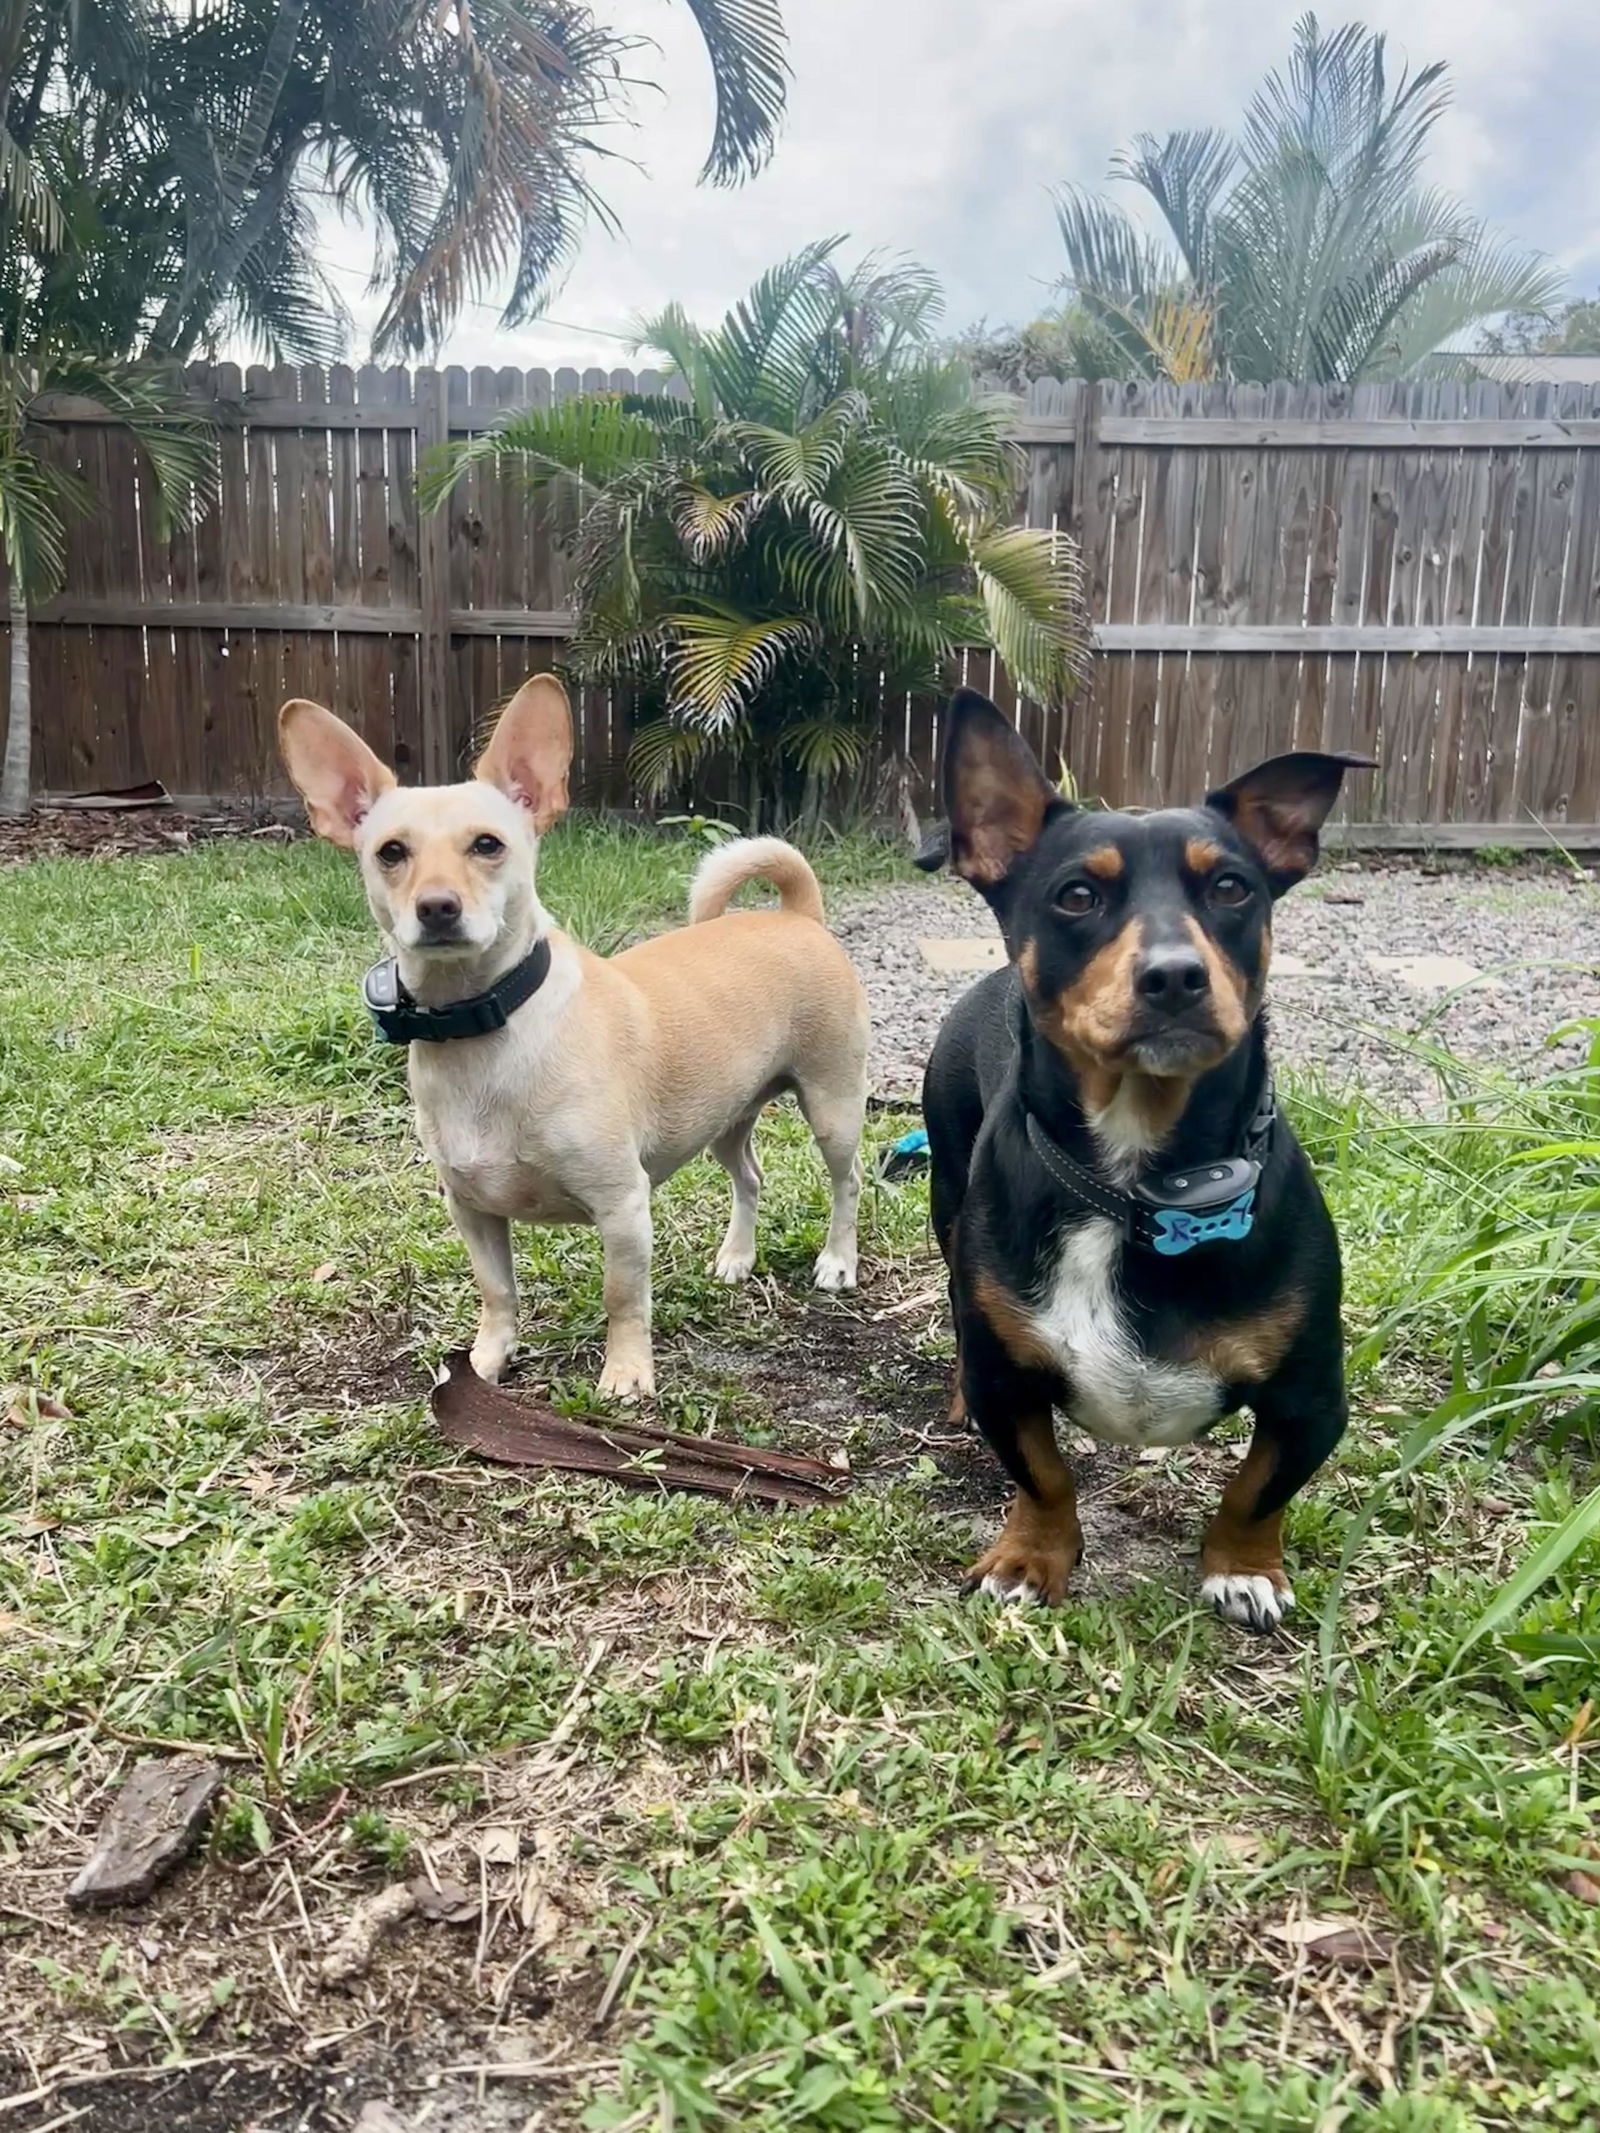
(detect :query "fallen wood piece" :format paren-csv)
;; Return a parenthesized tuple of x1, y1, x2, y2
(67, 1756, 224, 1910)
(49, 780, 171, 811)
(430, 1352, 852, 1507)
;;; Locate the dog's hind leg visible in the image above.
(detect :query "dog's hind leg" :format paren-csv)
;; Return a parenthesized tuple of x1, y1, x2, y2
(446, 1191, 519, 1383)
(926, 1110, 973, 1425)
(710, 1111, 763, 1284)
(797, 1077, 865, 1293)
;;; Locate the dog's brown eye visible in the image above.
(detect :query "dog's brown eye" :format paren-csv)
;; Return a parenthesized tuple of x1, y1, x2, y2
(470, 834, 505, 859)
(375, 839, 407, 868)
(1056, 882, 1100, 917)
(1211, 873, 1251, 906)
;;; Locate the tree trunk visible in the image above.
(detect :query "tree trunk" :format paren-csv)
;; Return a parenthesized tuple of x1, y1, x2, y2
(2, 576, 32, 817)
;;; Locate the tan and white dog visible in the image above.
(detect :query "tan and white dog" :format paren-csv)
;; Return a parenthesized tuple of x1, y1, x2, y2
(278, 675, 870, 1398)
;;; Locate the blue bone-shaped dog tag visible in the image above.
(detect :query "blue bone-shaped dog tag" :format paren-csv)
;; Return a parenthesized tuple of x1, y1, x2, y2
(1149, 1189, 1256, 1256)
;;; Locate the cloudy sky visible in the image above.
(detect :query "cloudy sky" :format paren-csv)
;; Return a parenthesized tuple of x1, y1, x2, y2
(318, 0, 1600, 370)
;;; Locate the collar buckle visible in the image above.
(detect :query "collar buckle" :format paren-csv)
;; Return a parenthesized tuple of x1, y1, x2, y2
(1024, 1096, 1274, 1256)
(1131, 1155, 1261, 1215)
(362, 958, 412, 1044)
(359, 939, 551, 1046)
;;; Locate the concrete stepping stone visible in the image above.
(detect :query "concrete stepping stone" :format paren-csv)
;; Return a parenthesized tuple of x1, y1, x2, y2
(1366, 952, 1483, 991)
(919, 938, 1006, 973)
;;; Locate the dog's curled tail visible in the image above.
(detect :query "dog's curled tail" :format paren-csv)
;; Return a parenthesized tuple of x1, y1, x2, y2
(687, 836, 826, 927)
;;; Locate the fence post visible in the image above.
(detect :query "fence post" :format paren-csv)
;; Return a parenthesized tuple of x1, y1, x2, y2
(415, 367, 452, 782)
(1070, 375, 1098, 536)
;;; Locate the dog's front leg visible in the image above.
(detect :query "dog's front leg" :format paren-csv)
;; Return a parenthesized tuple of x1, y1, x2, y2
(446, 1191, 519, 1382)
(594, 1177, 655, 1401)
(965, 1397, 1083, 1605)
(1200, 1389, 1346, 1634)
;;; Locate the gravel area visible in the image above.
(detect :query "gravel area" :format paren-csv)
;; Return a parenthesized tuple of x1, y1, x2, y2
(834, 863, 1600, 1112)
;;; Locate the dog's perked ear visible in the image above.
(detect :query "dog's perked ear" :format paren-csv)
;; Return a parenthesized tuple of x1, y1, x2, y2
(1206, 750, 1377, 896)
(942, 688, 1066, 891)
(278, 700, 397, 848)
(476, 674, 574, 833)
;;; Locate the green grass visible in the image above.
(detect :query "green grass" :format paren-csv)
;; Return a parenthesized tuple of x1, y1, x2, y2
(2, 824, 1598, 2131)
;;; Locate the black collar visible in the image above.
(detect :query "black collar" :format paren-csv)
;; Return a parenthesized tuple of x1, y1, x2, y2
(1021, 1089, 1275, 1256)
(361, 937, 552, 1045)
(1007, 965, 1275, 1255)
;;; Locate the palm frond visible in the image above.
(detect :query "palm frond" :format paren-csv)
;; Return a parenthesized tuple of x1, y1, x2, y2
(675, 0, 789, 185)
(1054, 186, 1185, 311)
(631, 304, 724, 422)
(875, 372, 1018, 514)
(572, 610, 671, 682)
(420, 394, 665, 511)
(627, 713, 717, 799)
(968, 524, 1090, 704)
(665, 603, 815, 730)
(682, 238, 848, 422)
(225, 195, 351, 364)
(0, 440, 77, 597)
(833, 252, 944, 368)
(672, 481, 761, 561)
(367, 0, 630, 354)
(1370, 227, 1566, 378)
(0, 125, 66, 251)
(803, 438, 921, 626)
(1308, 239, 1462, 382)
(1111, 129, 1233, 286)
(32, 357, 217, 535)
(1141, 293, 1217, 382)
(726, 391, 868, 499)
(780, 714, 865, 778)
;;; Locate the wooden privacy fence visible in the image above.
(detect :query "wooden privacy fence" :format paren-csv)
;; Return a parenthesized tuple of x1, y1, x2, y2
(5, 369, 1600, 839)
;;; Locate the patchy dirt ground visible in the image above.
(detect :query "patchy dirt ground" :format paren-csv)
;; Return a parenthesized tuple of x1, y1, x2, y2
(0, 1265, 1251, 2133)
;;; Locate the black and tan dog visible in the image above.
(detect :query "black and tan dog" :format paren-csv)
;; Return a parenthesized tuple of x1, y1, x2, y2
(921, 689, 1373, 1632)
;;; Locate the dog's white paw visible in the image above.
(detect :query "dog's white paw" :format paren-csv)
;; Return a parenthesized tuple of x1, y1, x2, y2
(979, 1571, 1045, 1606)
(812, 1249, 857, 1293)
(597, 1354, 656, 1402)
(1201, 1572, 1294, 1635)
(469, 1338, 516, 1383)
(713, 1244, 756, 1285)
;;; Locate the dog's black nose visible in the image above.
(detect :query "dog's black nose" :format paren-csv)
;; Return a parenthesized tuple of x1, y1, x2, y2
(1135, 945, 1210, 1013)
(416, 890, 463, 930)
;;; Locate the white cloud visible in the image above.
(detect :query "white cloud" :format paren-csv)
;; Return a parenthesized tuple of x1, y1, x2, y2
(306, 0, 1600, 373)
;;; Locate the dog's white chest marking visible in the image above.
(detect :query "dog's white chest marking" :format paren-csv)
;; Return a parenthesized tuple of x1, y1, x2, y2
(408, 947, 594, 1221)
(1025, 1217, 1223, 1448)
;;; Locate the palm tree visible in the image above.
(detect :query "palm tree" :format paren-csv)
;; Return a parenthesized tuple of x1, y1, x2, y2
(0, 351, 216, 815)
(423, 241, 1088, 823)
(5, 0, 790, 364)
(0, 0, 64, 251)
(1050, 13, 1561, 384)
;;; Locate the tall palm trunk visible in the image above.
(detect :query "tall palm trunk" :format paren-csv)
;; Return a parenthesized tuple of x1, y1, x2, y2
(2, 574, 31, 816)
